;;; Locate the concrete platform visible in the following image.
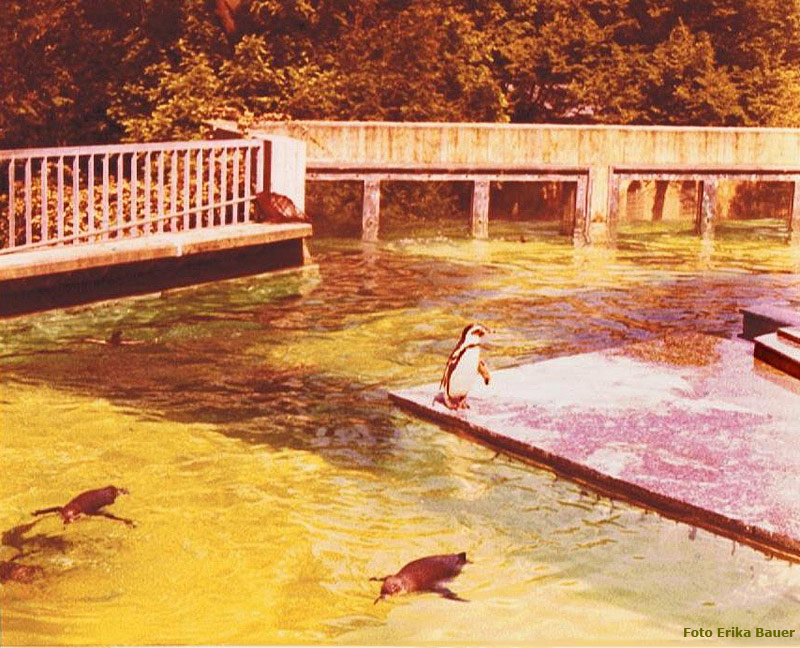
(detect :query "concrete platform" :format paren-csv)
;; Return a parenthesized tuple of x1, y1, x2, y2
(390, 334, 800, 562)
(0, 223, 312, 317)
(741, 304, 800, 340)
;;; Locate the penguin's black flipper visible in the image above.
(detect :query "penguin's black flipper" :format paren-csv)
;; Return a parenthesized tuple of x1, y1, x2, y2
(432, 585, 469, 602)
(31, 507, 62, 517)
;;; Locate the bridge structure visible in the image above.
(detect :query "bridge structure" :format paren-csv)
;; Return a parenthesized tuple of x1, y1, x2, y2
(220, 120, 800, 245)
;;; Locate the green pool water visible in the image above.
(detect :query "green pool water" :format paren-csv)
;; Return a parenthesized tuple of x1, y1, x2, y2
(1, 221, 799, 645)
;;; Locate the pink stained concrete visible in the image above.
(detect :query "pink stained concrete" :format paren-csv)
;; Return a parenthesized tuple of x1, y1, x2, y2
(390, 333, 800, 560)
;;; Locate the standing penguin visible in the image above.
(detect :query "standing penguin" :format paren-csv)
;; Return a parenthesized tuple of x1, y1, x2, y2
(439, 323, 491, 410)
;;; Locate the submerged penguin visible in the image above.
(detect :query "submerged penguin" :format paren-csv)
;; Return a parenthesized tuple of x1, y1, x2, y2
(0, 560, 43, 584)
(371, 552, 471, 603)
(32, 486, 135, 527)
(85, 329, 145, 346)
(439, 323, 491, 410)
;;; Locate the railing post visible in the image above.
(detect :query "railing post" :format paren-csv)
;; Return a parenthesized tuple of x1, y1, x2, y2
(41, 157, 48, 243)
(72, 156, 79, 243)
(244, 146, 253, 221)
(362, 179, 380, 242)
(116, 153, 124, 238)
(144, 152, 152, 234)
(130, 153, 138, 236)
(471, 179, 489, 239)
(88, 154, 96, 240)
(25, 158, 32, 246)
(8, 159, 15, 248)
(56, 156, 64, 244)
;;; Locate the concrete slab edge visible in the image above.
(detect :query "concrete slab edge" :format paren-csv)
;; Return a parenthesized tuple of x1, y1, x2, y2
(389, 391, 800, 564)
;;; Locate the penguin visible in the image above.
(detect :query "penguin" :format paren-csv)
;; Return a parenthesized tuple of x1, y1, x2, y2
(0, 560, 43, 584)
(85, 330, 145, 346)
(32, 486, 135, 527)
(254, 192, 311, 224)
(439, 323, 491, 410)
(370, 552, 471, 603)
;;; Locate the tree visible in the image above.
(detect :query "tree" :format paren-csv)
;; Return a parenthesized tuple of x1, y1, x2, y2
(2, 0, 799, 149)
(0, 0, 139, 147)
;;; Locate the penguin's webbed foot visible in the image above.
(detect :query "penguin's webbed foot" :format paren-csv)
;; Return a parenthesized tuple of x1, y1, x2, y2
(478, 359, 491, 385)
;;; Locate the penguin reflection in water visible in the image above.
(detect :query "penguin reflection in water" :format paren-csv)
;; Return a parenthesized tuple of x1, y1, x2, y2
(439, 323, 491, 410)
(371, 552, 471, 603)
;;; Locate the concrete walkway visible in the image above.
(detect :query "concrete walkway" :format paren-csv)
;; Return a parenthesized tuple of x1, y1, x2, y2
(0, 223, 311, 281)
(0, 223, 312, 316)
(390, 333, 800, 562)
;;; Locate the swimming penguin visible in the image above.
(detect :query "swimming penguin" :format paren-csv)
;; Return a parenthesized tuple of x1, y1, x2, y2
(371, 552, 471, 603)
(439, 323, 491, 410)
(32, 486, 135, 527)
(85, 330, 145, 346)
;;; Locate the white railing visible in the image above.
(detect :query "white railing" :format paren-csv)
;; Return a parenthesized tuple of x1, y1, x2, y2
(0, 139, 265, 254)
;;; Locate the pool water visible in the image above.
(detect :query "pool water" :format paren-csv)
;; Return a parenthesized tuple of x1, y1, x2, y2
(1, 221, 799, 645)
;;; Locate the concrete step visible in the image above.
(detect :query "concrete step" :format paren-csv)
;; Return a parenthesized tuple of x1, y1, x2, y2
(741, 305, 800, 340)
(754, 330, 800, 380)
(777, 326, 800, 346)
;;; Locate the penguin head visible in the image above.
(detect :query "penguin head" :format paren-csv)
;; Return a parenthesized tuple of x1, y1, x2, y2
(375, 576, 406, 603)
(61, 509, 79, 524)
(462, 323, 491, 346)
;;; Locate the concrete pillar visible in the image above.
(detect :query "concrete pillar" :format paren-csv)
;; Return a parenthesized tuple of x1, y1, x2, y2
(607, 173, 620, 243)
(471, 179, 489, 239)
(625, 180, 644, 221)
(574, 175, 589, 246)
(652, 181, 668, 221)
(679, 181, 697, 220)
(362, 179, 380, 242)
(260, 136, 306, 210)
(696, 179, 717, 237)
(790, 180, 800, 244)
(586, 165, 610, 243)
(559, 183, 577, 236)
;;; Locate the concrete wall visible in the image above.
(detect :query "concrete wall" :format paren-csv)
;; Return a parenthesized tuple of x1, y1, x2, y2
(253, 121, 800, 168)
(262, 135, 306, 211)
(250, 121, 800, 233)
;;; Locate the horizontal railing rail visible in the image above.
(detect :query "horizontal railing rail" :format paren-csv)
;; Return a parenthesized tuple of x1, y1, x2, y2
(0, 139, 265, 254)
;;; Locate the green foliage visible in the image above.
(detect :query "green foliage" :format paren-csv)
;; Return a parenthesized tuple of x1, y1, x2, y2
(2, 0, 800, 147)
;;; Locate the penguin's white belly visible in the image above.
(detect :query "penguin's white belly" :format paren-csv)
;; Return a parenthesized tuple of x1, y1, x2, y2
(448, 347, 480, 397)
